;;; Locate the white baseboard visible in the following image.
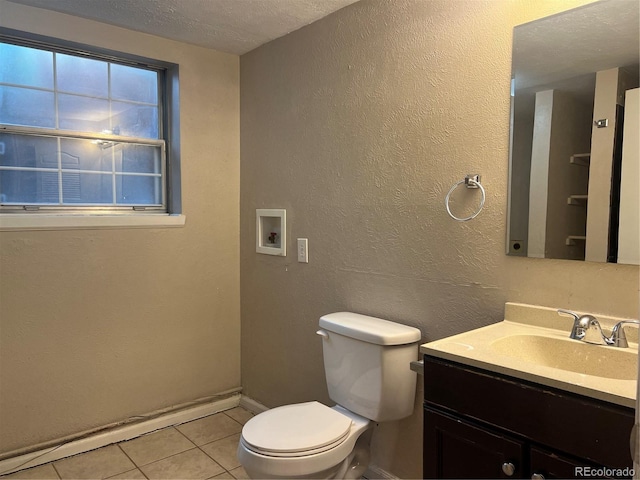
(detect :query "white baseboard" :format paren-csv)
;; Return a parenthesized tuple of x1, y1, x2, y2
(0, 394, 241, 476)
(239, 395, 269, 413)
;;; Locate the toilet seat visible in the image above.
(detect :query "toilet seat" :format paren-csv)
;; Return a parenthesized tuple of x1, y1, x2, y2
(237, 403, 373, 478)
(241, 401, 352, 457)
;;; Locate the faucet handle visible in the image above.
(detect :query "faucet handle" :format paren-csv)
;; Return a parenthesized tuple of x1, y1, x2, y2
(557, 309, 579, 321)
(609, 320, 640, 348)
(557, 309, 584, 340)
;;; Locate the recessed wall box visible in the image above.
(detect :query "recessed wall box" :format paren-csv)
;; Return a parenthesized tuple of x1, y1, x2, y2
(256, 209, 286, 256)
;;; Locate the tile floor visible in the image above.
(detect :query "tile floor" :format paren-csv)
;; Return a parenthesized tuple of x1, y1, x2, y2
(1, 407, 254, 480)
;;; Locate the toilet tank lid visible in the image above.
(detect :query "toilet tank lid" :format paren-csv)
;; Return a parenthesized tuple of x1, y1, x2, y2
(319, 312, 421, 345)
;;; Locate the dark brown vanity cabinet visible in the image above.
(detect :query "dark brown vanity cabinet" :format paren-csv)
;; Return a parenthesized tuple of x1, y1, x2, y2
(423, 356, 635, 479)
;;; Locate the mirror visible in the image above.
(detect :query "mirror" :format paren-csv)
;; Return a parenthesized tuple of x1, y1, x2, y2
(507, 0, 639, 264)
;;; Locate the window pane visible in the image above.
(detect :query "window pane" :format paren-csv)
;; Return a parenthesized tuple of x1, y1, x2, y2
(0, 86, 55, 128)
(0, 170, 59, 204)
(58, 93, 110, 133)
(0, 43, 53, 89)
(58, 96, 158, 138)
(116, 175, 161, 205)
(111, 101, 158, 138)
(0, 40, 170, 212)
(115, 144, 160, 173)
(60, 138, 112, 171)
(56, 53, 108, 98)
(111, 63, 158, 104)
(62, 172, 112, 204)
(0, 134, 58, 168)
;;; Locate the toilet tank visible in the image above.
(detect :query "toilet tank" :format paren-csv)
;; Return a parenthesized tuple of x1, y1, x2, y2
(318, 312, 422, 422)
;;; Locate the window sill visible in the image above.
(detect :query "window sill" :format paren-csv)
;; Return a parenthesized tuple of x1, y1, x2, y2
(0, 213, 186, 231)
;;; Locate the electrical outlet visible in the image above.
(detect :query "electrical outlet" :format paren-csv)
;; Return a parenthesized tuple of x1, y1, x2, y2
(297, 238, 309, 263)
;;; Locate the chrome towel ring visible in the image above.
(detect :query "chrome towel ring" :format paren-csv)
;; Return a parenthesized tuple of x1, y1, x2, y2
(445, 174, 485, 222)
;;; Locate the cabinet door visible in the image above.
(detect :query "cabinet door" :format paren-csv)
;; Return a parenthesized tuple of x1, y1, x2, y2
(424, 408, 525, 479)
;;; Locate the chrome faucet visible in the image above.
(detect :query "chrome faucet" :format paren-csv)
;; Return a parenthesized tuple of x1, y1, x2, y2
(557, 310, 639, 348)
(557, 309, 599, 342)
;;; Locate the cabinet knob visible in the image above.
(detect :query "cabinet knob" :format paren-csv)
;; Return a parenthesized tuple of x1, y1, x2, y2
(501, 462, 516, 476)
(531, 474, 545, 480)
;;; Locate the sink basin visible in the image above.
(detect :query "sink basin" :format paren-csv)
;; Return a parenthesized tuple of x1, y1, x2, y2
(491, 334, 638, 380)
(420, 303, 639, 408)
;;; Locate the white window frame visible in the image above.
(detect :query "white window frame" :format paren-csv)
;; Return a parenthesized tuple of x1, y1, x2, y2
(0, 28, 184, 231)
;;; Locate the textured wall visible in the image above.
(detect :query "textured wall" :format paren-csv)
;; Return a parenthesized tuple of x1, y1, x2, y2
(239, 0, 639, 477)
(0, 1, 240, 455)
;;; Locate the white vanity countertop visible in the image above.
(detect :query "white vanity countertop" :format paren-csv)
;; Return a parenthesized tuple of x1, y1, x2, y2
(420, 302, 638, 408)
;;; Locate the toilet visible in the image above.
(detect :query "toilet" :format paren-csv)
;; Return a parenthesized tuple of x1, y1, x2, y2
(237, 312, 422, 479)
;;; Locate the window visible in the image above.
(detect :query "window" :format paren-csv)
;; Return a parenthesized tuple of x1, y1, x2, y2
(0, 30, 181, 222)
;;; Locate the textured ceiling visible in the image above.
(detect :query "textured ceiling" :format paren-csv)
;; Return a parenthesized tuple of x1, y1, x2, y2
(5, 0, 360, 55)
(513, 0, 639, 90)
(511, 0, 639, 110)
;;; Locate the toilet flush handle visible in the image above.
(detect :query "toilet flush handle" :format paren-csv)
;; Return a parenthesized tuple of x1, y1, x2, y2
(316, 329, 329, 340)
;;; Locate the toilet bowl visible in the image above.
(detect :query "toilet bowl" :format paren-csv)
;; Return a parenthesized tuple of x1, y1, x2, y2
(237, 312, 422, 479)
(237, 402, 372, 479)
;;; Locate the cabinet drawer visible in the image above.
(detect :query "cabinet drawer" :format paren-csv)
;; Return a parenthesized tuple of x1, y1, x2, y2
(423, 355, 634, 469)
(529, 446, 619, 479)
